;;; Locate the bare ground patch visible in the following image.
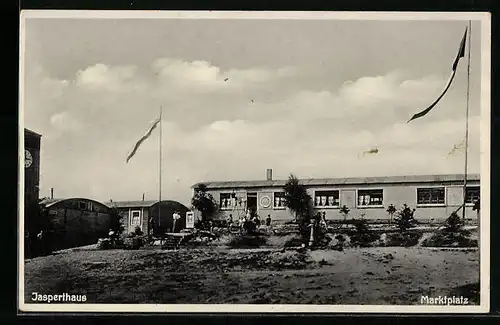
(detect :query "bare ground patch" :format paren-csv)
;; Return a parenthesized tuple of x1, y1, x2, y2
(24, 247, 479, 305)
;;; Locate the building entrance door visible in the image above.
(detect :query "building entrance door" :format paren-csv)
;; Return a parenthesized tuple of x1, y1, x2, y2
(247, 192, 258, 214)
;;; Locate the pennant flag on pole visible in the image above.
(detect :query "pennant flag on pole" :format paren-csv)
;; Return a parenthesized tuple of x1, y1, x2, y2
(407, 27, 468, 123)
(126, 116, 161, 163)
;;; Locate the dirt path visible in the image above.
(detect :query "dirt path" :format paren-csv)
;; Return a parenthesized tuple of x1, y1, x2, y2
(23, 247, 479, 305)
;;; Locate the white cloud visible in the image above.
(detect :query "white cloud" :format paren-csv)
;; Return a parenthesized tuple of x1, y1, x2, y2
(24, 58, 482, 206)
(75, 63, 141, 92)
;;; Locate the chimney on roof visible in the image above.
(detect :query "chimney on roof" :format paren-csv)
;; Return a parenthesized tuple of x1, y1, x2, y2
(142, 193, 145, 201)
(266, 169, 273, 181)
(50, 188, 54, 199)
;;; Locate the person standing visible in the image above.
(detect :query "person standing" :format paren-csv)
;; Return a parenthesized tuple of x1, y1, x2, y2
(37, 230, 45, 256)
(321, 211, 327, 229)
(149, 216, 156, 237)
(239, 215, 246, 232)
(266, 214, 272, 227)
(172, 211, 181, 233)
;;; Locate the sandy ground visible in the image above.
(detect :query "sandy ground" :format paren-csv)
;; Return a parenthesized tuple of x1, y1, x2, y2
(23, 247, 479, 305)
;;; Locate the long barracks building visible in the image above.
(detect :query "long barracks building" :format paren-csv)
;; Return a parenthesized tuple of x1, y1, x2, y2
(191, 170, 480, 222)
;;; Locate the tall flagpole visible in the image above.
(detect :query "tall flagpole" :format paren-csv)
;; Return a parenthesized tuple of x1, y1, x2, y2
(159, 105, 163, 229)
(462, 21, 472, 220)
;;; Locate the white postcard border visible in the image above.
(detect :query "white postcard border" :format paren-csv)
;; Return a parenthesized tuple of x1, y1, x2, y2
(18, 10, 491, 314)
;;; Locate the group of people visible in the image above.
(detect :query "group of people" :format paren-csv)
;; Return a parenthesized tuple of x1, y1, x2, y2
(226, 210, 272, 231)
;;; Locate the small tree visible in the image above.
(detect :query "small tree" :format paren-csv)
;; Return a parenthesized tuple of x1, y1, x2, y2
(191, 183, 218, 225)
(443, 211, 471, 236)
(283, 174, 313, 243)
(339, 205, 350, 221)
(394, 204, 417, 232)
(350, 218, 377, 247)
(386, 204, 396, 224)
(108, 207, 124, 235)
(421, 211, 475, 247)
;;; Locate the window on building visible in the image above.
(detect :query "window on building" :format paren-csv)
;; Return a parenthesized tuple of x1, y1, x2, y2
(357, 189, 384, 206)
(78, 201, 87, 210)
(220, 193, 234, 210)
(417, 187, 445, 205)
(466, 186, 480, 204)
(273, 192, 286, 208)
(130, 210, 141, 226)
(314, 190, 340, 207)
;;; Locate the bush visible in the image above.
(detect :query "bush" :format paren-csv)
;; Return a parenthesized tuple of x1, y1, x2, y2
(421, 233, 477, 247)
(133, 226, 144, 236)
(442, 212, 471, 236)
(228, 234, 267, 248)
(421, 212, 477, 247)
(243, 220, 258, 234)
(96, 238, 111, 250)
(339, 205, 350, 221)
(348, 219, 378, 247)
(283, 236, 305, 248)
(282, 174, 314, 244)
(394, 204, 417, 232)
(387, 231, 422, 247)
(328, 234, 347, 251)
(123, 236, 145, 250)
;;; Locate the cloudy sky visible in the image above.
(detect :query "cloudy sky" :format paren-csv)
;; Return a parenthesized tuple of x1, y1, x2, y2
(22, 14, 485, 207)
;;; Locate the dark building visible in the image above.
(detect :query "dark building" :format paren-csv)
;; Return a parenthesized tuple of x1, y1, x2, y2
(40, 197, 115, 251)
(24, 129, 41, 234)
(105, 200, 190, 235)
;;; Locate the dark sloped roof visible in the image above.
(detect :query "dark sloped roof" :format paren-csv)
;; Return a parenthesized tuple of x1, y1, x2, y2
(40, 198, 62, 206)
(104, 200, 189, 209)
(25, 128, 42, 137)
(192, 173, 481, 190)
(104, 200, 158, 208)
(41, 197, 111, 210)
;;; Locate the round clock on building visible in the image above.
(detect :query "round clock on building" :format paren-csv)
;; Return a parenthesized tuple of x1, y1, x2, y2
(25, 150, 33, 168)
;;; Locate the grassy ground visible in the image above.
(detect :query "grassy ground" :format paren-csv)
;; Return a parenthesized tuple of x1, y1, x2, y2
(24, 246, 479, 305)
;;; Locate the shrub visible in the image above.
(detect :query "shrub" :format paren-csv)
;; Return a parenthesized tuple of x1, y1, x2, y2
(421, 212, 477, 247)
(96, 238, 111, 250)
(442, 212, 471, 236)
(328, 234, 347, 251)
(394, 204, 417, 232)
(123, 236, 145, 250)
(282, 174, 314, 243)
(387, 231, 422, 247)
(386, 204, 397, 224)
(315, 226, 332, 247)
(283, 236, 305, 248)
(194, 219, 211, 230)
(243, 219, 258, 234)
(191, 183, 218, 222)
(339, 205, 350, 221)
(108, 207, 125, 236)
(228, 234, 267, 248)
(133, 226, 143, 236)
(348, 219, 378, 247)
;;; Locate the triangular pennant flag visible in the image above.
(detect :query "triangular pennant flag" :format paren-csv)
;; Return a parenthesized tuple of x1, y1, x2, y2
(408, 27, 468, 123)
(126, 116, 161, 163)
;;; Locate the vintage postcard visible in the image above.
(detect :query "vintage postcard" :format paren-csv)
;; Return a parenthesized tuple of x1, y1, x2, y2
(19, 10, 491, 313)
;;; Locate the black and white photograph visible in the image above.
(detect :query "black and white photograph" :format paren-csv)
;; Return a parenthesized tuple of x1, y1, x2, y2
(19, 11, 490, 313)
